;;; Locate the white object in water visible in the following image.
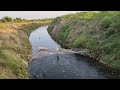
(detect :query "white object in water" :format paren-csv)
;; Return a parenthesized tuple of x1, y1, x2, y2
(56, 47, 59, 54)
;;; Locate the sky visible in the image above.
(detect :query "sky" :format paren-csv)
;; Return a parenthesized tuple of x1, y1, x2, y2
(0, 11, 81, 20)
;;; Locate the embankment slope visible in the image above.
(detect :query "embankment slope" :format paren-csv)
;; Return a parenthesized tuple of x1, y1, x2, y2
(0, 21, 51, 79)
(48, 11, 120, 70)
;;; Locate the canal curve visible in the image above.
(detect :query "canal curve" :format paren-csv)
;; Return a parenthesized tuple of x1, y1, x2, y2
(28, 25, 111, 79)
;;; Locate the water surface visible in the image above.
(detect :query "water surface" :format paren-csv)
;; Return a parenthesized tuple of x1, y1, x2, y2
(28, 25, 113, 79)
(29, 26, 60, 55)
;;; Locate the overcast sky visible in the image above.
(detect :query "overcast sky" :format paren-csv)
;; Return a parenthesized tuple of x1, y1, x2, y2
(0, 11, 81, 20)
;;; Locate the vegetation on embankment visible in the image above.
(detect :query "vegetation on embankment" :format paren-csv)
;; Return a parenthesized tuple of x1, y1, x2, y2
(0, 18, 51, 79)
(48, 11, 120, 70)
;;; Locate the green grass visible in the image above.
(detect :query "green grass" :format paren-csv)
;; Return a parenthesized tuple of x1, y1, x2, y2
(57, 25, 71, 44)
(48, 11, 120, 70)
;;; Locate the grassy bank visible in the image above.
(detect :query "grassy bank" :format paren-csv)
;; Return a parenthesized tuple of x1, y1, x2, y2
(48, 11, 120, 70)
(0, 20, 51, 79)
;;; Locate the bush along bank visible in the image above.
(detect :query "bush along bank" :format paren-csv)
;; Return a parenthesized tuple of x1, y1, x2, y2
(0, 20, 51, 79)
(47, 11, 120, 74)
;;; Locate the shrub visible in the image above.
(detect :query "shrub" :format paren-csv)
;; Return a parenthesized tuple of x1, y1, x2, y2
(0, 16, 12, 22)
(100, 16, 112, 29)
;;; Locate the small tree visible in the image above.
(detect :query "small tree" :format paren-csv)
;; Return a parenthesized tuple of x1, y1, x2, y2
(2, 16, 12, 22)
(15, 18, 23, 21)
(0, 16, 13, 22)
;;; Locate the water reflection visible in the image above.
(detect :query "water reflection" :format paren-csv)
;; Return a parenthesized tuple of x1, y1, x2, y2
(29, 25, 60, 55)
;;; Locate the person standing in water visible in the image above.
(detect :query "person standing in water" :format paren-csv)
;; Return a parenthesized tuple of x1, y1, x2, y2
(56, 47, 59, 63)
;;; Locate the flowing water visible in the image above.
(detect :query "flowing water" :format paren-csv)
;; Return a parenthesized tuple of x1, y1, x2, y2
(28, 25, 118, 79)
(29, 26, 60, 56)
